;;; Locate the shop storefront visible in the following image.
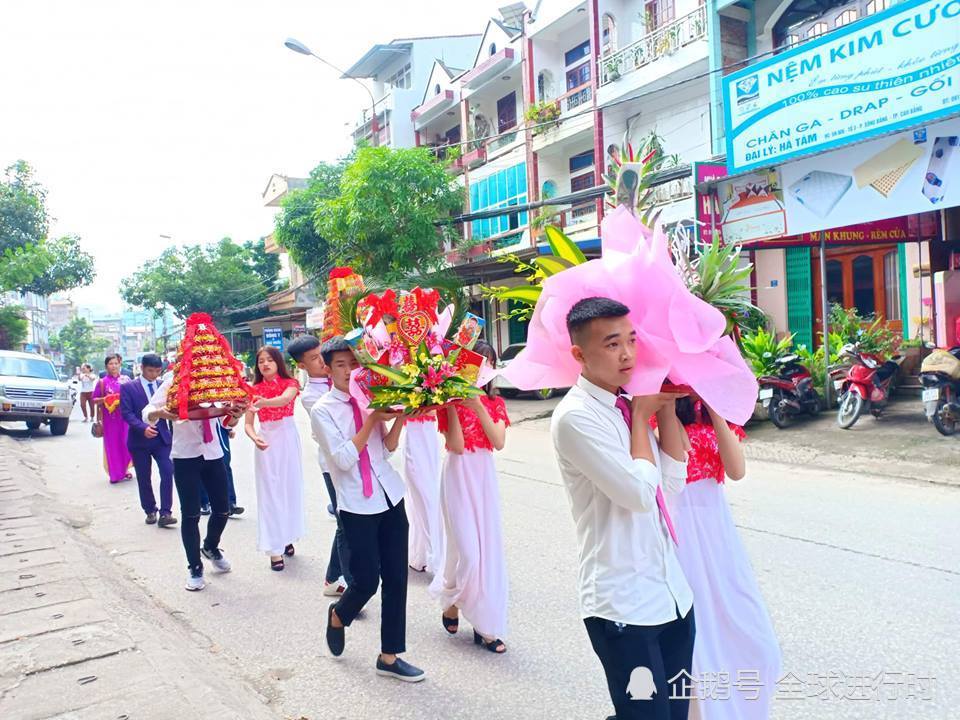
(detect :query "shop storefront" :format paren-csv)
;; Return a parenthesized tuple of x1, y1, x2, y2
(700, 0, 960, 352)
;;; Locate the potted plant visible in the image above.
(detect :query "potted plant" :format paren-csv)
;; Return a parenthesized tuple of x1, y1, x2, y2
(524, 101, 560, 135)
(603, 57, 622, 82)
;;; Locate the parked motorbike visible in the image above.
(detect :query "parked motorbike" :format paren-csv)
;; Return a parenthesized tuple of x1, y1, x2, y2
(919, 346, 960, 436)
(758, 354, 821, 428)
(836, 343, 902, 429)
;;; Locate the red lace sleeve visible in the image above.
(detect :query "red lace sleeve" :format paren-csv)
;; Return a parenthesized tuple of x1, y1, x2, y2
(484, 395, 510, 427)
(731, 423, 746, 441)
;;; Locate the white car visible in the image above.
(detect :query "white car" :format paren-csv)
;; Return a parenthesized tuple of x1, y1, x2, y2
(494, 343, 569, 400)
(0, 350, 73, 435)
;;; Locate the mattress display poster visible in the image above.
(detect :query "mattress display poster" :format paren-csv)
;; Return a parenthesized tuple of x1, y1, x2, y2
(722, 0, 960, 174)
(718, 116, 960, 243)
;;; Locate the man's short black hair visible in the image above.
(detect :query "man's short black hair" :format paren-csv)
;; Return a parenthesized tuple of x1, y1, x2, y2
(566, 297, 630, 343)
(320, 336, 352, 366)
(140, 353, 163, 369)
(287, 334, 321, 362)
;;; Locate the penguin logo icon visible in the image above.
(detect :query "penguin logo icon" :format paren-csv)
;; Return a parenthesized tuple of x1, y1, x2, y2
(627, 666, 656, 701)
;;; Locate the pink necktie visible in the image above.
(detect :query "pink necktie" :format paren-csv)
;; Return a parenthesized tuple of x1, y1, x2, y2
(347, 396, 374, 498)
(201, 417, 214, 444)
(614, 394, 679, 546)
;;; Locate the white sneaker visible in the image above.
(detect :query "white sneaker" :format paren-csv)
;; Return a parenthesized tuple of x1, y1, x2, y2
(323, 577, 347, 596)
(201, 547, 232, 573)
(185, 567, 206, 591)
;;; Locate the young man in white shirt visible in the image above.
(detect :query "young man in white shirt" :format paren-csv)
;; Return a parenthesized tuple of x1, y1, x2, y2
(144, 379, 246, 592)
(551, 297, 695, 720)
(310, 337, 425, 683)
(287, 334, 352, 596)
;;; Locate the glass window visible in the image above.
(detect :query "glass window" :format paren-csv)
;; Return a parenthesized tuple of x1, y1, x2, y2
(564, 40, 591, 67)
(826, 259, 844, 307)
(602, 14, 617, 56)
(835, 9, 858, 26)
(883, 251, 901, 321)
(542, 180, 558, 199)
(0, 356, 57, 379)
(807, 22, 828, 38)
(569, 150, 595, 173)
(645, 0, 675, 32)
(866, 0, 889, 15)
(497, 91, 517, 133)
(469, 163, 528, 239)
(566, 62, 591, 91)
(445, 125, 461, 144)
(852, 255, 875, 316)
(571, 172, 594, 193)
(386, 63, 411, 89)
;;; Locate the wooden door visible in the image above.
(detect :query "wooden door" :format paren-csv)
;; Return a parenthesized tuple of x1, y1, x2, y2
(811, 244, 903, 344)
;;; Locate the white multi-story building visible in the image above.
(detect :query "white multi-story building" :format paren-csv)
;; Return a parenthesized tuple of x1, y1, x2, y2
(1, 291, 50, 353)
(343, 34, 481, 149)
(344, 1, 719, 356)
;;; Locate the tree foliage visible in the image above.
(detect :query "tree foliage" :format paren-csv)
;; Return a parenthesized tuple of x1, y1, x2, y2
(274, 160, 348, 278)
(50, 317, 109, 368)
(0, 162, 96, 296)
(120, 238, 275, 321)
(315, 146, 462, 282)
(0, 305, 28, 350)
(243, 237, 281, 290)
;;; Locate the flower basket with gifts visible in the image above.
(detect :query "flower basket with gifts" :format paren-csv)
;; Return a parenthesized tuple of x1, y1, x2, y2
(345, 287, 490, 413)
(166, 312, 253, 420)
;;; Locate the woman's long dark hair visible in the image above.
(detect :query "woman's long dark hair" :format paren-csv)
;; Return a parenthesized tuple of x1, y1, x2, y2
(474, 340, 498, 398)
(254, 346, 292, 384)
(675, 396, 711, 427)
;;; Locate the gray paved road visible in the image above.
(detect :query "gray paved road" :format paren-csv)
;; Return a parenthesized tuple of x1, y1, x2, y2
(2, 399, 958, 720)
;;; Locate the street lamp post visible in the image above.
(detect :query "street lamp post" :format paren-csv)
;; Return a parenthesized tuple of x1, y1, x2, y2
(284, 37, 379, 147)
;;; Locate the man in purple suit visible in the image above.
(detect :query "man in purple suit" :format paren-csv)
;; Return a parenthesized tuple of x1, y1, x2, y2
(120, 354, 177, 527)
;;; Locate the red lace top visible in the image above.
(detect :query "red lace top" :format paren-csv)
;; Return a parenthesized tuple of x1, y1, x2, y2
(649, 416, 745, 484)
(252, 377, 300, 422)
(437, 395, 510, 453)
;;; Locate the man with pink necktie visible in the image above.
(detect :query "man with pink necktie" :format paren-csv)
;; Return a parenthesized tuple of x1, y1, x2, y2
(311, 336, 426, 684)
(551, 297, 695, 720)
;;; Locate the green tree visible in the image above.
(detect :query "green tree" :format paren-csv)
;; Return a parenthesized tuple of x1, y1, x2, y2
(120, 238, 272, 321)
(50, 317, 109, 368)
(243, 237, 281, 290)
(315, 147, 461, 282)
(273, 159, 347, 277)
(0, 305, 28, 350)
(0, 161, 48, 254)
(0, 162, 96, 295)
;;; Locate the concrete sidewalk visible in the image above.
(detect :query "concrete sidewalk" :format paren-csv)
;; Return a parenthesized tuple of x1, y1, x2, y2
(504, 395, 960, 487)
(0, 437, 278, 720)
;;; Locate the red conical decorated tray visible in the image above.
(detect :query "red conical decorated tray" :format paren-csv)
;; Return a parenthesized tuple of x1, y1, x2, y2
(166, 312, 252, 419)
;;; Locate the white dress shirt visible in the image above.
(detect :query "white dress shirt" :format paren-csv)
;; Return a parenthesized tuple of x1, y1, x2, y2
(140, 375, 160, 401)
(301, 376, 331, 468)
(551, 376, 693, 627)
(310, 386, 405, 515)
(142, 377, 225, 461)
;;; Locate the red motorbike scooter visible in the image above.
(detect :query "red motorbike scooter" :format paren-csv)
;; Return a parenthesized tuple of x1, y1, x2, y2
(836, 343, 902, 429)
(758, 354, 821, 428)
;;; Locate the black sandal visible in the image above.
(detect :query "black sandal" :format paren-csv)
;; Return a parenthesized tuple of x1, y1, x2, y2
(284, 544, 295, 557)
(473, 630, 506, 653)
(442, 611, 459, 635)
(270, 557, 285, 571)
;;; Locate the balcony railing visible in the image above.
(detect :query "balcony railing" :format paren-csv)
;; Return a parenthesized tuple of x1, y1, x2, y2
(599, 7, 708, 87)
(563, 83, 592, 113)
(650, 175, 694, 205)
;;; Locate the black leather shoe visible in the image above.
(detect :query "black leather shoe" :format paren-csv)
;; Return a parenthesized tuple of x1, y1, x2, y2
(158, 514, 178, 528)
(229, 504, 245, 516)
(326, 603, 345, 657)
(375, 656, 425, 683)
(145, 512, 157, 525)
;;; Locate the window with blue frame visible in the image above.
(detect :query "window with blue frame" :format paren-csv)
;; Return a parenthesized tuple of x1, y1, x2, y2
(469, 163, 528, 242)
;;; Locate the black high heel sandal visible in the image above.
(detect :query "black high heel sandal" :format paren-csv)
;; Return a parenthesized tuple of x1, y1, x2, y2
(284, 544, 295, 557)
(473, 630, 506, 654)
(442, 611, 459, 635)
(270, 557, 285, 571)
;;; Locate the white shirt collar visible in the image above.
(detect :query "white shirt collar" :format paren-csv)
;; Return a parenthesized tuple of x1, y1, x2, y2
(577, 375, 620, 408)
(329, 386, 350, 402)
